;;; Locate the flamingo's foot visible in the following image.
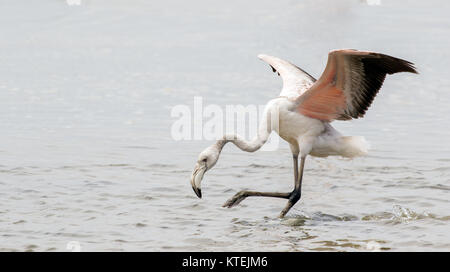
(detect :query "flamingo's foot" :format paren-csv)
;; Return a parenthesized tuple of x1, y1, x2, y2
(278, 191, 301, 218)
(222, 191, 248, 208)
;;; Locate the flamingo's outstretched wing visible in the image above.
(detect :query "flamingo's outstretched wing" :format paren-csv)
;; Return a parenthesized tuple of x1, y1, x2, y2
(258, 54, 316, 98)
(295, 49, 418, 122)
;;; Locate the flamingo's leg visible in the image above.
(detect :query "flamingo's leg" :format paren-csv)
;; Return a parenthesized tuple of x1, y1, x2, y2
(292, 153, 299, 184)
(222, 155, 302, 215)
(222, 191, 291, 208)
(279, 156, 305, 218)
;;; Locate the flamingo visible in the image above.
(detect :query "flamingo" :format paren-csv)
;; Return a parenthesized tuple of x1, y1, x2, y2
(190, 49, 417, 218)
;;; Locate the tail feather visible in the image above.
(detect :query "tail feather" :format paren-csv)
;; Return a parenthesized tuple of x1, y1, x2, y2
(310, 135, 370, 158)
(339, 136, 370, 158)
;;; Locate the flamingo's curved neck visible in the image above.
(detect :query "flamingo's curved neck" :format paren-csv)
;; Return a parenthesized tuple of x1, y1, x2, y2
(216, 120, 272, 153)
(214, 103, 275, 153)
(216, 132, 269, 153)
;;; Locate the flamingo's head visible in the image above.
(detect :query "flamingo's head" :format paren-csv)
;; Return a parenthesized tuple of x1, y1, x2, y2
(190, 144, 220, 198)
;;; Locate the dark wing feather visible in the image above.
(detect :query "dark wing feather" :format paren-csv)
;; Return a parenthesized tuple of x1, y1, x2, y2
(342, 53, 417, 120)
(296, 49, 418, 122)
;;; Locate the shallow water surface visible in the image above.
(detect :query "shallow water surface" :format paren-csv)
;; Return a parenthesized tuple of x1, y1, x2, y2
(0, 0, 449, 251)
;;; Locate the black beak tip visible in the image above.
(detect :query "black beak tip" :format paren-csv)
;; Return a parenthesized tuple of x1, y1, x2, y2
(192, 187, 202, 199)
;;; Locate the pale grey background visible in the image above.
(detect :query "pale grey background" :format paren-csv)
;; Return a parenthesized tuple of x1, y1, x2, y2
(0, 0, 449, 251)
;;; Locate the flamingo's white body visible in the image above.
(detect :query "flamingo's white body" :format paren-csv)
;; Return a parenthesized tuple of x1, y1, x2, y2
(190, 49, 417, 217)
(266, 97, 368, 158)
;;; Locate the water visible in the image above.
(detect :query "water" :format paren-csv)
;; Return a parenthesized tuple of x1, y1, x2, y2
(0, 0, 449, 251)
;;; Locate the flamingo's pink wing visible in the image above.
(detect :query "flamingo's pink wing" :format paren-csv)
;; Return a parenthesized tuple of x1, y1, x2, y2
(296, 49, 417, 122)
(258, 54, 316, 99)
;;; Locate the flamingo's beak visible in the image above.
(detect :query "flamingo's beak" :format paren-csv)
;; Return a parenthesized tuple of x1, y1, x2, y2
(190, 162, 206, 198)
